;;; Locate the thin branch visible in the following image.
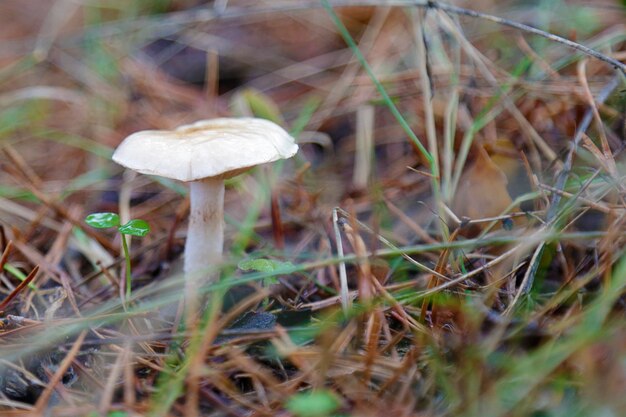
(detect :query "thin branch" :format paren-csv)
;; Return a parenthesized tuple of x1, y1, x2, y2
(508, 74, 622, 302)
(333, 208, 351, 314)
(424, 1, 626, 74)
(548, 75, 621, 220)
(0, 265, 40, 312)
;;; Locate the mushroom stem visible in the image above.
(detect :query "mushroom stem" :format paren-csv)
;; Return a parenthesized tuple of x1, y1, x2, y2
(184, 177, 225, 301)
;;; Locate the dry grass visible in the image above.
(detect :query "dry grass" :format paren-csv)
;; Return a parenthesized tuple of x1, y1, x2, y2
(1, 1, 625, 416)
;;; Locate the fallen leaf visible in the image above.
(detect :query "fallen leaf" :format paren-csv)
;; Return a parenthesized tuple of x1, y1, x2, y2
(453, 145, 515, 225)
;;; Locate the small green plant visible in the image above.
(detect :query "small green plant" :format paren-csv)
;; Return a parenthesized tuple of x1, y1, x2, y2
(85, 212, 150, 302)
(238, 258, 294, 286)
(285, 389, 341, 417)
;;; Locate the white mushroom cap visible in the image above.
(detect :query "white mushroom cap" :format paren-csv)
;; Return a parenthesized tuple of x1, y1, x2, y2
(112, 118, 299, 182)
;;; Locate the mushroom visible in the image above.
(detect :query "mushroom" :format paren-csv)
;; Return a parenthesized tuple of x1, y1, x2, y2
(112, 117, 298, 306)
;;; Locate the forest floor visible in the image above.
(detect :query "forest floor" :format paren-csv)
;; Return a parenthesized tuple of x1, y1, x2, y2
(0, 1, 625, 416)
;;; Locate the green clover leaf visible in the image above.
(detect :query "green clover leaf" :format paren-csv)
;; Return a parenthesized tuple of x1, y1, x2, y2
(85, 212, 120, 228)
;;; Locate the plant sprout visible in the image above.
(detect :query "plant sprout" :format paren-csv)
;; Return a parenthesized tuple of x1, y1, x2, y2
(285, 389, 340, 417)
(85, 212, 150, 303)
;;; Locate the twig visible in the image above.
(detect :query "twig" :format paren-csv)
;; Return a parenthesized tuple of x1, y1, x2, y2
(514, 75, 622, 300)
(537, 183, 617, 214)
(0, 240, 13, 273)
(353, 104, 375, 190)
(335, 207, 447, 280)
(577, 60, 619, 179)
(0, 265, 40, 312)
(333, 208, 351, 314)
(423, 1, 626, 74)
(384, 198, 437, 244)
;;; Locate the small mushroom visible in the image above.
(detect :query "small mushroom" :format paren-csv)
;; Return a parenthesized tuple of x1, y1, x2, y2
(112, 118, 298, 306)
